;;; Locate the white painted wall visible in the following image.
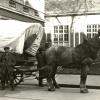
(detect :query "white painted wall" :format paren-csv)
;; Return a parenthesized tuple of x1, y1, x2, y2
(45, 16, 72, 45)
(46, 14, 100, 33)
(73, 15, 100, 33)
(45, 14, 100, 46)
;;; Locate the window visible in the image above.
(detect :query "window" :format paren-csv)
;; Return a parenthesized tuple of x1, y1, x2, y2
(54, 34, 58, 41)
(87, 25, 91, 32)
(54, 26, 58, 33)
(54, 25, 69, 45)
(87, 33, 91, 39)
(47, 33, 51, 42)
(9, 0, 16, 8)
(92, 25, 97, 32)
(23, 6, 29, 13)
(34, 10, 39, 16)
(64, 25, 69, 33)
(87, 24, 100, 39)
(64, 34, 69, 41)
(59, 34, 63, 41)
(59, 25, 63, 33)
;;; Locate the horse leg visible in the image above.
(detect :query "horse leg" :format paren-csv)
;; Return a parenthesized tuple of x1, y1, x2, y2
(38, 78, 43, 87)
(9, 71, 14, 91)
(80, 65, 89, 93)
(38, 71, 43, 87)
(52, 75, 60, 89)
(50, 65, 60, 89)
(1, 74, 5, 90)
(47, 77, 55, 91)
(10, 79, 14, 91)
(1, 81, 5, 90)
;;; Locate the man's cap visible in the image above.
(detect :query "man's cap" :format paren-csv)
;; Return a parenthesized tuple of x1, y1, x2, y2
(4, 47, 10, 50)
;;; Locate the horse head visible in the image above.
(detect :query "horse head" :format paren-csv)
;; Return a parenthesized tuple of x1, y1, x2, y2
(85, 32, 100, 60)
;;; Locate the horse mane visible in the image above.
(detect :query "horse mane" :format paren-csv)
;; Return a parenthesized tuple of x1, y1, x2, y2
(76, 34, 100, 59)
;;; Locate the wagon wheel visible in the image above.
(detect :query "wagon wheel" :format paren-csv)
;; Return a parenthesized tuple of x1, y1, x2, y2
(13, 70, 23, 86)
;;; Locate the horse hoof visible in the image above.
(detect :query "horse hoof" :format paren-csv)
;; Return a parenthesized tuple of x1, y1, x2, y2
(55, 85, 60, 89)
(1, 87, 5, 90)
(48, 88, 55, 91)
(39, 84, 44, 87)
(11, 88, 15, 91)
(80, 88, 88, 93)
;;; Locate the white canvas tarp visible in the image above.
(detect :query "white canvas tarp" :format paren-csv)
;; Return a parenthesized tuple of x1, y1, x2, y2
(0, 20, 43, 56)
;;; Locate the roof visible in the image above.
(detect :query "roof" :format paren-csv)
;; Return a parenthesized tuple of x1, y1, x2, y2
(45, 0, 100, 16)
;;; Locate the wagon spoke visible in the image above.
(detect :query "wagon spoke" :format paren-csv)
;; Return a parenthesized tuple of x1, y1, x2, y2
(14, 79, 18, 83)
(16, 78, 20, 81)
(13, 72, 23, 85)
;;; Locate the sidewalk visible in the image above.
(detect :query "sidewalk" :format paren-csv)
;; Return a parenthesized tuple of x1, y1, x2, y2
(56, 74, 100, 86)
(23, 74, 100, 87)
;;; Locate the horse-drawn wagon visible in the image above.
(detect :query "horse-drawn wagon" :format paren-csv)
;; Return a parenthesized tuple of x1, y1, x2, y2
(1, 19, 100, 93)
(0, 19, 45, 87)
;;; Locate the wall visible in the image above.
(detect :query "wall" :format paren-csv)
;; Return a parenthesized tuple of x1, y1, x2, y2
(0, 0, 44, 25)
(24, 0, 45, 20)
(45, 14, 100, 47)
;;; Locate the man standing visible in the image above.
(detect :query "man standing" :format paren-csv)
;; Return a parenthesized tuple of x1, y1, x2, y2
(36, 42, 52, 86)
(0, 47, 16, 90)
(36, 46, 46, 86)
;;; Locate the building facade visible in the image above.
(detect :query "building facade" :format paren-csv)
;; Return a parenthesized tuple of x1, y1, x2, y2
(45, 14, 100, 47)
(0, 0, 44, 25)
(45, 0, 100, 47)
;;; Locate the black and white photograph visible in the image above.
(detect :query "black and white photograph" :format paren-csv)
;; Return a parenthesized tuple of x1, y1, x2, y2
(0, 0, 100, 100)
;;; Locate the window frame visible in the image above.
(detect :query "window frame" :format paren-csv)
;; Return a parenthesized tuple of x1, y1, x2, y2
(54, 25, 69, 45)
(23, 6, 29, 13)
(9, 0, 16, 8)
(87, 24, 100, 39)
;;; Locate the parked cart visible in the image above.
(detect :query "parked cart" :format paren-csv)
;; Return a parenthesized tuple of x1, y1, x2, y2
(0, 20, 45, 86)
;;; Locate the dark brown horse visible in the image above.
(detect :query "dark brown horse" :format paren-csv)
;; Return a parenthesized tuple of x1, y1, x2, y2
(36, 32, 100, 93)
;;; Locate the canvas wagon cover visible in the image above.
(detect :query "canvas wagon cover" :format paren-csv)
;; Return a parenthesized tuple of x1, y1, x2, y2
(0, 20, 43, 56)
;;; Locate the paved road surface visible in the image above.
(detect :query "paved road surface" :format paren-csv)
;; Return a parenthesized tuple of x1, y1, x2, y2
(0, 86, 100, 100)
(0, 74, 100, 100)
